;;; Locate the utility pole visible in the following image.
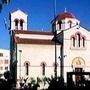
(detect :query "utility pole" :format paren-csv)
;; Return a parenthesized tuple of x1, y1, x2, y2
(60, 30, 64, 79)
(53, 0, 57, 78)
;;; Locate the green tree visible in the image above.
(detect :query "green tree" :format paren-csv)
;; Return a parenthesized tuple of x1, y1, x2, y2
(0, 0, 10, 12)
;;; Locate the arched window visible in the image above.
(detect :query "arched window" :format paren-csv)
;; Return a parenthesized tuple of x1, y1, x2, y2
(25, 63, 29, 75)
(14, 19, 19, 29)
(58, 21, 62, 30)
(42, 63, 45, 76)
(68, 20, 72, 28)
(40, 62, 46, 76)
(77, 34, 81, 47)
(20, 19, 24, 30)
(24, 61, 30, 76)
(70, 35, 76, 48)
(82, 37, 85, 47)
(72, 37, 75, 47)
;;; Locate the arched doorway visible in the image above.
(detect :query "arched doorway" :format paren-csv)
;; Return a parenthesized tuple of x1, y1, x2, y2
(71, 57, 85, 84)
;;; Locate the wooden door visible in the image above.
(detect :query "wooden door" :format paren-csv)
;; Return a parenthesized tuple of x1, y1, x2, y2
(75, 68, 82, 82)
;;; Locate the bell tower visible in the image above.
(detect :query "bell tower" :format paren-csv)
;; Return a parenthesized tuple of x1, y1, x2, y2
(10, 9, 28, 30)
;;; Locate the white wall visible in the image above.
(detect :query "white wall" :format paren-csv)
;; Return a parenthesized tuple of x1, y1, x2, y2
(16, 44, 61, 80)
(63, 26, 90, 82)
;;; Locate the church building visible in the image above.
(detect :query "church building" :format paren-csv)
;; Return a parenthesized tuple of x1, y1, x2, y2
(10, 9, 90, 88)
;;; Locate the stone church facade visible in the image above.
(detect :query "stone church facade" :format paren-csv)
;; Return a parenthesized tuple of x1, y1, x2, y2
(10, 9, 90, 88)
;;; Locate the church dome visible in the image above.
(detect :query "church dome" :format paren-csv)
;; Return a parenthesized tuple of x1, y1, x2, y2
(56, 12, 75, 20)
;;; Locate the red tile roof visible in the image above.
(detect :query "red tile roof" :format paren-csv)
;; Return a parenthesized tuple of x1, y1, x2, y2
(14, 37, 56, 45)
(56, 12, 75, 20)
(12, 30, 53, 35)
(13, 30, 60, 45)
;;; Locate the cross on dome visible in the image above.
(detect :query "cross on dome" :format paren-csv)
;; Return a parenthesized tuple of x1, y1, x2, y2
(64, 8, 67, 12)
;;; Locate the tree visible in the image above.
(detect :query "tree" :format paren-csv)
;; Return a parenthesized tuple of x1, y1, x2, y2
(4, 70, 11, 80)
(0, 0, 10, 12)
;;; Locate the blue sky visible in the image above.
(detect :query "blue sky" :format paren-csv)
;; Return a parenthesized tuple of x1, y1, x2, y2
(0, 0, 90, 49)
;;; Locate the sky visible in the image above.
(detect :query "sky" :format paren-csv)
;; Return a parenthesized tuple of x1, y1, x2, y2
(0, 0, 90, 49)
